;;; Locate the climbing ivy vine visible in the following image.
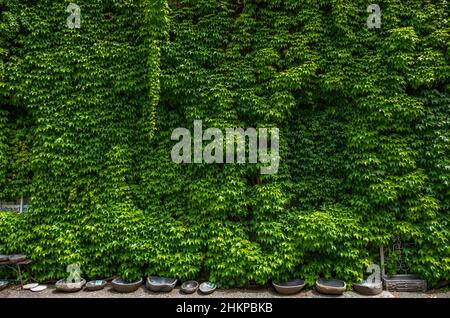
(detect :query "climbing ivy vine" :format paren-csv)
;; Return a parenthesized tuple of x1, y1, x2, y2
(0, 0, 449, 287)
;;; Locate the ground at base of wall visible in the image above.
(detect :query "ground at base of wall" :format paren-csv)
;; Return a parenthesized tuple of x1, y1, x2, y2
(1, 284, 449, 298)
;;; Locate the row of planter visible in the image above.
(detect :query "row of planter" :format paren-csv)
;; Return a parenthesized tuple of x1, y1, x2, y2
(273, 279, 349, 296)
(50, 277, 217, 295)
(6, 274, 427, 296)
(273, 275, 427, 296)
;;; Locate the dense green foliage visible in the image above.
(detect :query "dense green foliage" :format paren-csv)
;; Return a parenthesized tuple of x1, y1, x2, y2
(0, 0, 449, 287)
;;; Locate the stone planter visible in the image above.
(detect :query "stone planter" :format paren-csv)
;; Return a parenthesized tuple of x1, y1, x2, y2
(316, 279, 346, 295)
(146, 276, 177, 292)
(383, 275, 426, 292)
(85, 280, 107, 291)
(272, 279, 305, 295)
(0, 280, 8, 291)
(55, 279, 86, 292)
(181, 280, 199, 294)
(199, 282, 217, 295)
(353, 281, 383, 295)
(23, 283, 39, 290)
(31, 285, 47, 292)
(112, 277, 143, 293)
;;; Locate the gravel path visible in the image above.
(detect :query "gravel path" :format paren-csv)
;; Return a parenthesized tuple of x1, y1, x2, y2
(1, 284, 449, 298)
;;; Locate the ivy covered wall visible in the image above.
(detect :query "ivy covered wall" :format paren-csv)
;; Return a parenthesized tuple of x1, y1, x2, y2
(0, 0, 449, 287)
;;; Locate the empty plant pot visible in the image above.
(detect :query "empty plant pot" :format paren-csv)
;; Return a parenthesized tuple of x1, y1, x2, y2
(181, 280, 199, 294)
(55, 279, 86, 292)
(353, 281, 383, 295)
(0, 255, 8, 262)
(112, 277, 143, 293)
(85, 280, 107, 291)
(199, 282, 217, 295)
(272, 279, 306, 295)
(8, 254, 27, 263)
(146, 276, 177, 292)
(316, 279, 346, 295)
(0, 280, 8, 291)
